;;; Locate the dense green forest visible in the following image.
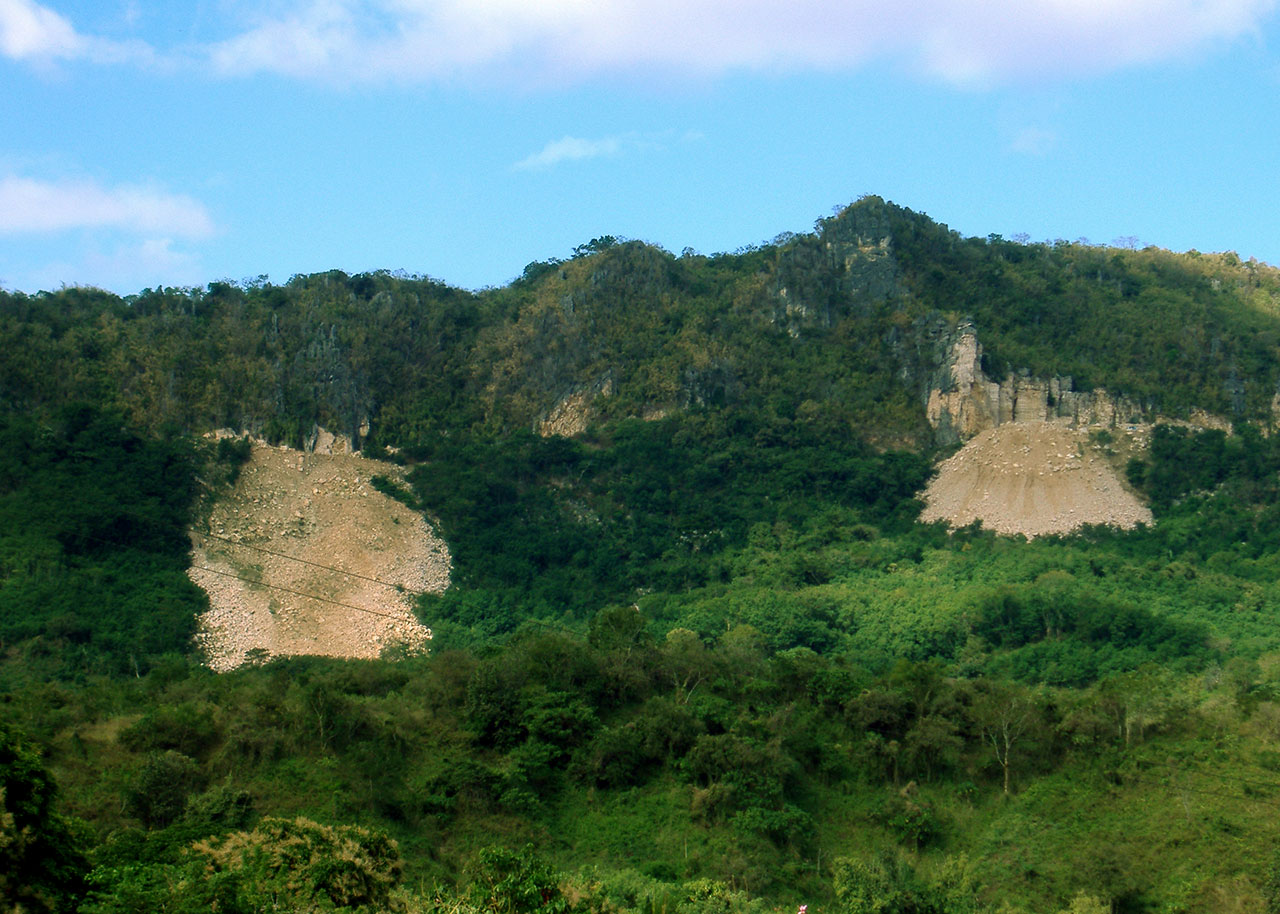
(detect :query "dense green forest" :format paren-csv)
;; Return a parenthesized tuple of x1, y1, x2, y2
(5, 198, 1280, 914)
(5, 198, 1280, 444)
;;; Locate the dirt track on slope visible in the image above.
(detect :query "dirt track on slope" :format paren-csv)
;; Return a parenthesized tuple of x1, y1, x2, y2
(189, 444, 450, 672)
(920, 422, 1152, 537)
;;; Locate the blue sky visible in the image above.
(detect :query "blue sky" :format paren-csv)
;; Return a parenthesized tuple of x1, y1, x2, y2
(3, 0, 1280, 295)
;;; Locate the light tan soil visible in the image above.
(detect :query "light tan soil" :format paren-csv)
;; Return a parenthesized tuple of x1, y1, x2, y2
(920, 421, 1152, 537)
(188, 444, 450, 672)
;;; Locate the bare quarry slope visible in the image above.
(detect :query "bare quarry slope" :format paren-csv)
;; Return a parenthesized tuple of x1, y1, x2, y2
(189, 443, 450, 672)
(920, 421, 1153, 537)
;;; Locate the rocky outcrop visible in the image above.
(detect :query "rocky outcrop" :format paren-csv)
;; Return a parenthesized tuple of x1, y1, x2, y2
(924, 321, 1146, 444)
(538, 374, 615, 438)
(211, 422, 371, 455)
(304, 424, 361, 455)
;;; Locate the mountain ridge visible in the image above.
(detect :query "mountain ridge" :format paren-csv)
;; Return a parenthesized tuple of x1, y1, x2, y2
(6, 197, 1280, 453)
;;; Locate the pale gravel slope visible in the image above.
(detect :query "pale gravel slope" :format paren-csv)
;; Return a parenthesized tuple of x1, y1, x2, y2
(189, 444, 450, 672)
(920, 422, 1152, 537)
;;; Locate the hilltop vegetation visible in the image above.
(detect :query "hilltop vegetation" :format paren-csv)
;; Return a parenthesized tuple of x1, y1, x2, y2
(5, 198, 1280, 445)
(4, 198, 1280, 913)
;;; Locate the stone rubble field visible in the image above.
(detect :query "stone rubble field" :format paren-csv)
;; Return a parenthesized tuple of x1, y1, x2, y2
(189, 443, 450, 672)
(920, 421, 1153, 537)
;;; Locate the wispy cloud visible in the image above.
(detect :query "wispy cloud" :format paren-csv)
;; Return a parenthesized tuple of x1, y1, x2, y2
(5, 0, 1277, 86)
(0, 0, 152, 64)
(515, 135, 627, 171)
(0, 0, 79, 58)
(202, 0, 1278, 87)
(85, 237, 206, 289)
(0, 175, 215, 238)
(13, 237, 207, 295)
(514, 130, 701, 170)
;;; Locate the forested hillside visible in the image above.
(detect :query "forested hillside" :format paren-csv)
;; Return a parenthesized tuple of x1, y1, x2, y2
(5, 198, 1280, 445)
(5, 198, 1280, 914)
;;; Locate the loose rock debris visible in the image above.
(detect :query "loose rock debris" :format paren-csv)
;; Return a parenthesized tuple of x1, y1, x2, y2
(189, 444, 450, 672)
(920, 422, 1152, 538)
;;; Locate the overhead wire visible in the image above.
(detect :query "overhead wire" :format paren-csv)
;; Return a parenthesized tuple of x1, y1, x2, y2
(59, 527, 432, 623)
(189, 563, 410, 621)
(191, 529, 432, 596)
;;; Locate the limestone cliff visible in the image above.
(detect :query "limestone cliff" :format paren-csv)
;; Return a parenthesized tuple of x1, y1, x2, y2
(213, 422, 371, 456)
(924, 320, 1146, 444)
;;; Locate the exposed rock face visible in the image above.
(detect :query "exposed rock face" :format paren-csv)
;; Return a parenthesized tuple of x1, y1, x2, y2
(211, 423, 370, 455)
(919, 321, 1160, 537)
(924, 326, 1001, 442)
(305, 426, 357, 455)
(538, 374, 615, 437)
(924, 321, 1145, 444)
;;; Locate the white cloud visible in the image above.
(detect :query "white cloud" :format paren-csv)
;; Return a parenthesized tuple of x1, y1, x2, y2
(0, 175, 215, 238)
(515, 135, 626, 170)
(84, 237, 206, 289)
(200, 0, 1279, 87)
(5, 0, 1276, 85)
(513, 130, 699, 170)
(0, 0, 81, 58)
(12, 237, 206, 295)
(0, 0, 151, 63)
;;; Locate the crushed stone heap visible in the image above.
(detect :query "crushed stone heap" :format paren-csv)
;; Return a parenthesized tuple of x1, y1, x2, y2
(920, 421, 1152, 538)
(189, 443, 450, 672)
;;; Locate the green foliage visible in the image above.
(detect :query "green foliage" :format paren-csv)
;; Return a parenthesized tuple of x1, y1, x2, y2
(201, 816, 403, 909)
(468, 844, 569, 914)
(875, 791, 944, 850)
(10, 199, 1280, 914)
(6, 198, 1280, 447)
(84, 816, 404, 914)
(119, 702, 221, 759)
(411, 413, 930, 636)
(0, 405, 204, 681)
(0, 720, 88, 913)
(80, 861, 247, 914)
(674, 878, 769, 914)
(832, 851, 975, 914)
(125, 751, 205, 829)
(2, 610, 1279, 914)
(972, 578, 1210, 685)
(1265, 850, 1280, 914)
(863, 202, 1280, 418)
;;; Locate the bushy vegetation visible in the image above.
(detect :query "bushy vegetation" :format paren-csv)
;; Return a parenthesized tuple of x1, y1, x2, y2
(409, 411, 930, 638)
(6, 198, 1280, 450)
(0, 405, 211, 682)
(6, 402, 1280, 912)
(5, 198, 1280, 912)
(6, 601, 1280, 913)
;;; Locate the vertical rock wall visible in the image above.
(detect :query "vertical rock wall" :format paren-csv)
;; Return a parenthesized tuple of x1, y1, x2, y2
(924, 321, 1146, 444)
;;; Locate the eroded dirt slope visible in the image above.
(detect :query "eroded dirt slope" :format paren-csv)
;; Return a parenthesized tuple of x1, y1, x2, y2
(189, 444, 449, 672)
(920, 421, 1152, 537)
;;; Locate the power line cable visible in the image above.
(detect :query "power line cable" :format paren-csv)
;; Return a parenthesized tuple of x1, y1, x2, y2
(59, 527, 438, 605)
(191, 529, 432, 595)
(189, 563, 414, 622)
(58, 528, 431, 640)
